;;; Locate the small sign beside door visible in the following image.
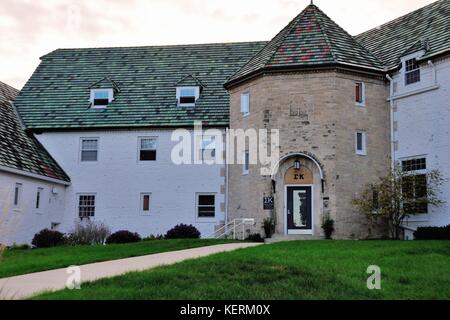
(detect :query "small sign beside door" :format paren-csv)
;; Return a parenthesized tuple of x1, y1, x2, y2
(263, 196, 274, 210)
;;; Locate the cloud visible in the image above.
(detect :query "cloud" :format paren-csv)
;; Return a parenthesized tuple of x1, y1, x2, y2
(0, 0, 436, 89)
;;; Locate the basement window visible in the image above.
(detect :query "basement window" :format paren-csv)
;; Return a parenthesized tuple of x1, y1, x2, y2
(177, 87, 200, 107)
(90, 89, 114, 108)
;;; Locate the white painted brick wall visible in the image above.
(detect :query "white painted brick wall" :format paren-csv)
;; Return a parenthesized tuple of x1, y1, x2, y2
(34, 129, 225, 239)
(393, 56, 450, 229)
(0, 171, 66, 245)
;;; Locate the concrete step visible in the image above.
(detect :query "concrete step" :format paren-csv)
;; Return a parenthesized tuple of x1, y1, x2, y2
(265, 234, 323, 243)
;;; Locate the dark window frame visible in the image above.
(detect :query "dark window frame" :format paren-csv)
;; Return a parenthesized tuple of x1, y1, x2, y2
(197, 194, 216, 218)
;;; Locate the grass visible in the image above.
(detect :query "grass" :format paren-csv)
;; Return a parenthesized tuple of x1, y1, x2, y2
(34, 241, 450, 300)
(0, 239, 234, 279)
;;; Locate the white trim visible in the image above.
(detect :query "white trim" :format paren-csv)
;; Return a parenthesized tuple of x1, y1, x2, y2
(284, 184, 314, 236)
(0, 165, 70, 186)
(271, 153, 324, 180)
(387, 84, 440, 101)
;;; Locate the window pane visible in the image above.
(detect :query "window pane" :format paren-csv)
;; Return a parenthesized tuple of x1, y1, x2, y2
(82, 139, 98, 150)
(81, 150, 98, 161)
(199, 195, 215, 206)
(179, 96, 196, 104)
(140, 150, 156, 161)
(14, 184, 21, 206)
(198, 206, 215, 217)
(79, 195, 95, 218)
(94, 91, 109, 99)
(356, 133, 363, 150)
(180, 88, 196, 97)
(142, 195, 150, 211)
(402, 158, 426, 172)
(140, 138, 156, 150)
(355, 83, 362, 102)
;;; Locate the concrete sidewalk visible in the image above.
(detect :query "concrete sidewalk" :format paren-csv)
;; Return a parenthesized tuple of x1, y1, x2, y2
(0, 242, 262, 300)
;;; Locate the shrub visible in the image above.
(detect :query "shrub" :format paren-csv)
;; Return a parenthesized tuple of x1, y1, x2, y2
(321, 217, 335, 240)
(414, 225, 450, 240)
(32, 229, 66, 248)
(165, 224, 200, 239)
(262, 218, 275, 239)
(67, 220, 111, 245)
(105, 230, 141, 244)
(8, 243, 31, 251)
(245, 233, 265, 243)
(143, 234, 164, 241)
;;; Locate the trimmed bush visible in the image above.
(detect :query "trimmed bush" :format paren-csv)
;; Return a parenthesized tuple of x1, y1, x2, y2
(321, 218, 335, 240)
(414, 225, 450, 240)
(246, 233, 265, 243)
(165, 224, 200, 239)
(32, 229, 66, 248)
(67, 220, 111, 245)
(105, 230, 141, 244)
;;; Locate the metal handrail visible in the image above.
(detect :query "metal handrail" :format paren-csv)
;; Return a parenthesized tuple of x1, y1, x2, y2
(210, 218, 255, 240)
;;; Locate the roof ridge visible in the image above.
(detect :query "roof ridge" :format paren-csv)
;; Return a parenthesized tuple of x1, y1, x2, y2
(312, 6, 338, 62)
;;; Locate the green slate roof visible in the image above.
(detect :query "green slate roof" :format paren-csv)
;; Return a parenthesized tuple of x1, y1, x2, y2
(355, 0, 450, 69)
(226, 4, 384, 87)
(0, 81, 70, 182)
(15, 42, 265, 129)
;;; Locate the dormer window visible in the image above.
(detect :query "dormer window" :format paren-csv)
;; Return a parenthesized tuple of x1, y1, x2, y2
(177, 86, 200, 107)
(90, 89, 114, 108)
(405, 58, 420, 85)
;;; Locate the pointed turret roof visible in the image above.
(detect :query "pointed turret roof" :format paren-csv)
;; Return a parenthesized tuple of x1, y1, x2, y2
(225, 4, 384, 87)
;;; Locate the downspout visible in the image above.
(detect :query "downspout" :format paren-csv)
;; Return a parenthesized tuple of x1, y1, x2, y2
(225, 128, 229, 226)
(386, 74, 395, 169)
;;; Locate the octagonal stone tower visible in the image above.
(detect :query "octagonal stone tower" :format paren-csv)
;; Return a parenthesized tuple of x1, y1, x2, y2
(224, 4, 390, 239)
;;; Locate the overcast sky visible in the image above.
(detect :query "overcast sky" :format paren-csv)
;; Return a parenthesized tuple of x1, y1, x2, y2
(0, 0, 436, 89)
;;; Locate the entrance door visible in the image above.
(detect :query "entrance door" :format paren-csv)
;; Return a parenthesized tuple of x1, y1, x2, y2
(286, 186, 312, 233)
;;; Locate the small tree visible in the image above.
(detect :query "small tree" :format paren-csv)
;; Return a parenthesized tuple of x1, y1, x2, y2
(353, 165, 445, 239)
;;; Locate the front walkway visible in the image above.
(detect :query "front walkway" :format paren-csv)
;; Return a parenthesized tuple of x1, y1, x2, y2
(0, 242, 262, 300)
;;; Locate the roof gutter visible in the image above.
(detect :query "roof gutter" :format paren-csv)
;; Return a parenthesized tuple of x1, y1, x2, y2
(0, 165, 71, 186)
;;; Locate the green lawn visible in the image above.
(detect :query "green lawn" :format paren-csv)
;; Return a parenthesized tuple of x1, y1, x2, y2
(34, 241, 450, 300)
(0, 239, 233, 278)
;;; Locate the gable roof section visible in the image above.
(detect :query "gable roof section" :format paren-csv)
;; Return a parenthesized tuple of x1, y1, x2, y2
(355, 0, 450, 69)
(174, 74, 206, 89)
(226, 4, 384, 87)
(15, 42, 266, 130)
(0, 81, 70, 183)
(90, 76, 121, 92)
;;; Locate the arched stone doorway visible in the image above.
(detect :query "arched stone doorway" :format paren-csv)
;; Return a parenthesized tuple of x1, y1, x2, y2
(271, 153, 325, 236)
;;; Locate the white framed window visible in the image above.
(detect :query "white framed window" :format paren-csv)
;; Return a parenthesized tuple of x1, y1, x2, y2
(176, 86, 200, 107)
(140, 193, 151, 215)
(404, 58, 420, 85)
(138, 137, 157, 161)
(355, 81, 365, 106)
(243, 150, 250, 175)
(196, 193, 216, 218)
(90, 89, 114, 108)
(200, 136, 216, 161)
(241, 92, 250, 116)
(13, 183, 22, 207)
(78, 194, 96, 219)
(80, 138, 99, 162)
(355, 131, 367, 156)
(36, 187, 44, 209)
